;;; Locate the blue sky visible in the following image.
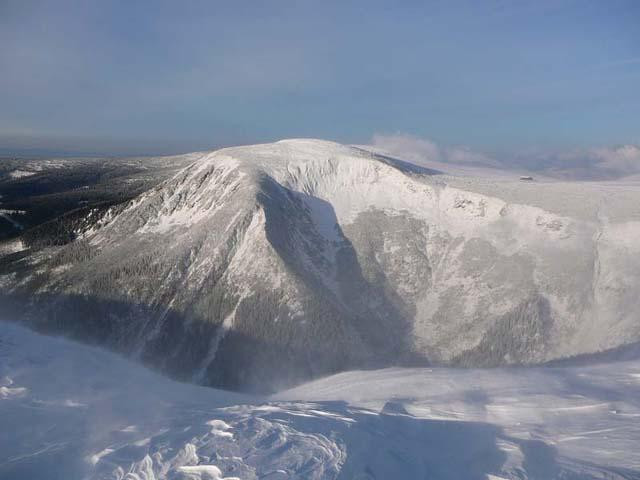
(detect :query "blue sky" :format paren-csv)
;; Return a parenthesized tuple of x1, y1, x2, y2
(1, 0, 639, 156)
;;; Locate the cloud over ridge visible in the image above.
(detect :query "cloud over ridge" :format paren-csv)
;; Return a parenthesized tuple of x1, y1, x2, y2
(371, 133, 640, 180)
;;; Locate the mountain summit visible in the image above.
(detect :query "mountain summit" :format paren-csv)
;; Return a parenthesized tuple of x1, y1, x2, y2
(2, 139, 640, 391)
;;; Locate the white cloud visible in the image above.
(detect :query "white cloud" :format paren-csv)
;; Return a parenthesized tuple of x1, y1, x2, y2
(592, 145, 640, 174)
(534, 145, 640, 180)
(445, 146, 500, 167)
(371, 133, 442, 165)
(370, 133, 640, 180)
(370, 133, 498, 168)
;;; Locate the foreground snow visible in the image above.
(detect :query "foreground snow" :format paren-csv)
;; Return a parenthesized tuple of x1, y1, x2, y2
(1, 321, 639, 479)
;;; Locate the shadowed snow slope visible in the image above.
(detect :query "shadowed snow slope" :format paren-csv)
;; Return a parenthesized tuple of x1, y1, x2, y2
(2, 321, 640, 480)
(1, 139, 640, 391)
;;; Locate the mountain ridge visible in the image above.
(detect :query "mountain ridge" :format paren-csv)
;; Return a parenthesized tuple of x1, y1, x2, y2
(1, 138, 639, 391)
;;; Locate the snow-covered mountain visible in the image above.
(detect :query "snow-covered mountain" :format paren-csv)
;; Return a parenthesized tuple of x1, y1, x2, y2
(2, 320, 639, 479)
(2, 139, 640, 391)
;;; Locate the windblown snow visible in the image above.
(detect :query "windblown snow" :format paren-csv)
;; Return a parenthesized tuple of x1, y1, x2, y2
(1, 139, 640, 391)
(1, 321, 640, 479)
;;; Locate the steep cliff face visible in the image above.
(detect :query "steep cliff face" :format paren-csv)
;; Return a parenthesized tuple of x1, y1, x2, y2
(2, 139, 639, 391)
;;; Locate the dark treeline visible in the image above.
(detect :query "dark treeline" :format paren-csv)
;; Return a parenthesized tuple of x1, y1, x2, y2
(0, 156, 189, 241)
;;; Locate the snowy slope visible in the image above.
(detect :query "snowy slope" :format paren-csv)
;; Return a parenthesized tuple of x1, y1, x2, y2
(2, 139, 640, 391)
(2, 320, 640, 480)
(0, 153, 201, 242)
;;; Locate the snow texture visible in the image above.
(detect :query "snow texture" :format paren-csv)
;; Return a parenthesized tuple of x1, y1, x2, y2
(1, 321, 639, 479)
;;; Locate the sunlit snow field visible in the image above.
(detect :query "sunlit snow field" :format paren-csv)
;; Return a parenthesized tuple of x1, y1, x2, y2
(1, 321, 639, 480)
